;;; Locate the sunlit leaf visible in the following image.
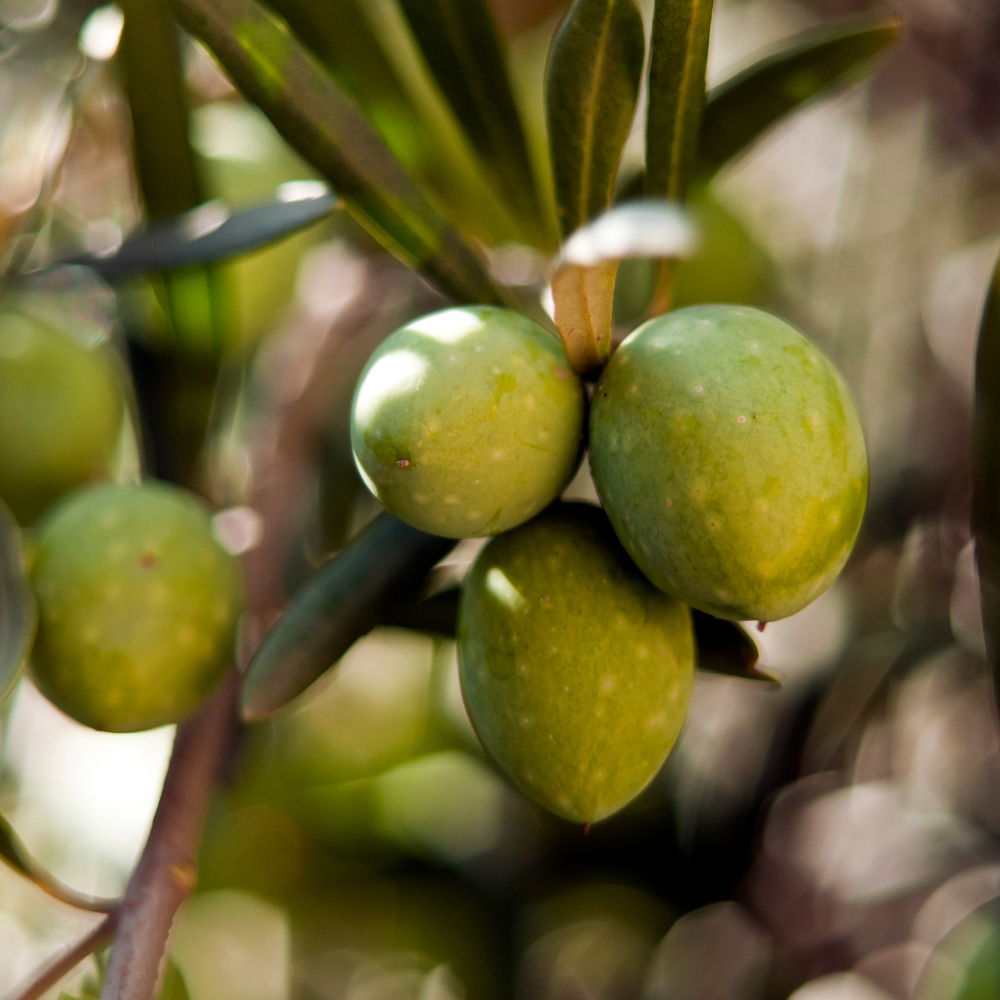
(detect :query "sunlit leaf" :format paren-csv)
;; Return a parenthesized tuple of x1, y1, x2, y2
(692, 611, 777, 684)
(61, 188, 337, 281)
(0, 499, 34, 708)
(168, 0, 508, 306)
(698, 17, 901, 176)
(644, 0, 714, 201)
(241, 513, 456, 721)
(546, 0, 645, 238)
(973, 249, 1000, 711)
(559, 199, 696, 267)
(0, 810, 117, 912)
(551, 200, 696, 375)
(397, 0, 543, 239)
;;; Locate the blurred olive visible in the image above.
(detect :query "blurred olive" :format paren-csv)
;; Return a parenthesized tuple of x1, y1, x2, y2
(0, 311, 124, 524)
(916, 900, 1000, 1000)
(189, 102, 332, 354)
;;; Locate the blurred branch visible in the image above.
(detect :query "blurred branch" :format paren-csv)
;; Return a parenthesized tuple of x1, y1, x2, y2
(166, 0, 509, 306)
(98, 674, 239, 1000)
(0, 813, 118, 913)
(5, 914, 117, 1000)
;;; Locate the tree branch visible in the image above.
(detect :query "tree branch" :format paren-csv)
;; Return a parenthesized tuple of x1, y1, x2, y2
(98, 673, 238, 1000)
(5, 913, 117, 1000)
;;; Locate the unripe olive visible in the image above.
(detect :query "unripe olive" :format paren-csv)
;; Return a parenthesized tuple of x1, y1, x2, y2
(589, 305, 868, 622)
(31, 482, 245, 732)
(351, 306, 584, 538)
(458, 502, 694, 824)
(0, 311, 123, 524)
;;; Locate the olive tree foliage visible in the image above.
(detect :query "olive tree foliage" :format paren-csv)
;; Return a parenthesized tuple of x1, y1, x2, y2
(0, 0, 904, 997)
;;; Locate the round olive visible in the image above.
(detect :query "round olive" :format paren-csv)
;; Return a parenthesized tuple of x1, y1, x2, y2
(0, 311, 123, 524)
(350, 306, 584, 538)
(589, 305, 868, 622)
(31, 482, 245, 732)
(458, 502, 694, 824)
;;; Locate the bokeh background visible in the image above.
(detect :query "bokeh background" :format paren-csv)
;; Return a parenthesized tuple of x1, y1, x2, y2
(3, 0, 1000, 997)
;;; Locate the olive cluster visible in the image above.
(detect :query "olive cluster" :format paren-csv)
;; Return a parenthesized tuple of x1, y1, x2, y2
(350, 304, 868, 823)
(0, 310, 245, 734)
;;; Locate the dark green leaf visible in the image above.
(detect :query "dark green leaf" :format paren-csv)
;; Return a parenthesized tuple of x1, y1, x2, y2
(645, 0, 715, 201)
(242, 513, 456, 721)
(381, 585, 460, 636)
(397, 0, 542, 238)
(119, 0, 203, 222)
(159, 960, 191, 1000)
(0, 499, 34, 708)
(692, 610, 777, 684)
(698, 17, 901, 176)
(167, 0, 509, 306)
(60, 188, 337, 281)
(546, 0, 645, 237)
(0, 810, 117, 911)
(973, 250, 1000, 712)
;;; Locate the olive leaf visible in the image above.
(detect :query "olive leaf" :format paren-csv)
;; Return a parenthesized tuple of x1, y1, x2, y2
(0, 810, 117, 911)
(692, 611, 778, 684)
(973, 249, 1000, 710)
(550, 199, 696, 375)
(396, 0, 545, 243)
(698, 17, 901, 176)
(61, 188, 336, 281)
(242, 513, 456, 721)
(0, 499, 35, 708)
(546, 0, 645, 239)
(167, 0, 509, 307)
(644, 0, 715, 202)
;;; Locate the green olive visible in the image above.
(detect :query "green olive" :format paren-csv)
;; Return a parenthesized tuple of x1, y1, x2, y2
(351, 306, 584, 538)
(589, 305, 868, 622)
(31, 482, 245, 732)
(458, 502, 694, 824)
(0, 311, 123, 524)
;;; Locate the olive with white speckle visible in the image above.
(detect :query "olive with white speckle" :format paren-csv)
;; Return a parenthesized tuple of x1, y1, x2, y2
(589, 305, 868, 622)
(350, 306, 585, 538)
(458, 502, 694, 824)
(30, 482, 245, 732)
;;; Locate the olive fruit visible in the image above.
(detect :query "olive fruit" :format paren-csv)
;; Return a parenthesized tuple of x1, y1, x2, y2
(31, 482, 245, 732)
(351, 306, 584, 538)
(589, 305, 868, 623)
(0, 311, 123, 524)
(458, 502, 694, 823)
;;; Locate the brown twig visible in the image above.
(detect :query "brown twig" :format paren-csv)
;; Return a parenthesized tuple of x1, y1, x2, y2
(98, 673, 238, 1000)
(5, 912, 117, 1000)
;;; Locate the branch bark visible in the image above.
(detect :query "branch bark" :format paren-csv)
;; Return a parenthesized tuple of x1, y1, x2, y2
(98, 673, 238, 1000)
(5, 913, 117, 1000)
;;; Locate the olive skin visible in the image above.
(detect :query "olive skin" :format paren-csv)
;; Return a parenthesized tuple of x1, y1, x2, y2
(351, 307, 584, 538)
(458, 503, 694, 824)
(30, 483, 245, 732)
(0, 311, 123, 524)
(589, 305, 868, 622)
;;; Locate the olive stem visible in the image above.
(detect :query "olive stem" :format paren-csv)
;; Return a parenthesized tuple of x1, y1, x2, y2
(4, 912, 117, 1000)
(98, 672, 239, 1000)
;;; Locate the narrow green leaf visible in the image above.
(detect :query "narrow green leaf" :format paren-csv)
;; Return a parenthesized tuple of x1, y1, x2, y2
(973, 251, 1000, 711)
(63, 187, 336, 280)
(645, 0, 715, 201)
(242, 513, 456, 721)
(381, 585, 460, 635)
(396, 0, 542, 235)
(0, 499, 34, 708)
(698, 17, 901, 176)
(167, 0, 509, 306)
(692, 610, 778, 684)
(546, 0, 645, 238)
(0, 810, 118, 911)
(119, 0, 202, 222)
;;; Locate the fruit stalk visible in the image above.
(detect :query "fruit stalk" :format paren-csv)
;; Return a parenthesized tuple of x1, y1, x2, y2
(99, 672, 239, 1000)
